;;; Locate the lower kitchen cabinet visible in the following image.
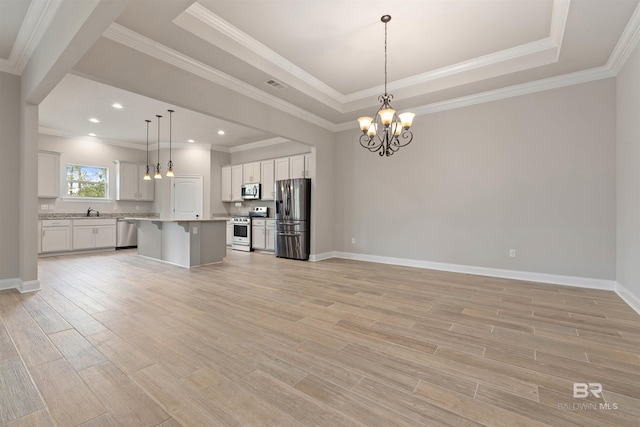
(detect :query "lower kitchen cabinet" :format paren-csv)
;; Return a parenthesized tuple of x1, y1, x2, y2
(40, 220, 72, 253)
(252, 219, 275, 251)
(226, 220, 232, 246)
(72, 219, 116, 250)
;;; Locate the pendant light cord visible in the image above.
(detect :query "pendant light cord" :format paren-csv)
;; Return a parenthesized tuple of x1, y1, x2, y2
(384, 18, 388, 96)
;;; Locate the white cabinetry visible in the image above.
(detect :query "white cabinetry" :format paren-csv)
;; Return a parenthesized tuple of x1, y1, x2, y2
(226, 220, 232, 246)
(221, 166, 232, 202)
(72, 219, 116, 250)
(231, 165, 243, 201)
(222, 165, 243, 201)
(274, 157, 290, 181)
(115, 161, 154, 201)
(252, 219, 275, 251)
(260, 160, 275, 200)
(243, 162, 261, 183)
(289, 155, 306, 179)
(265, 220, 275, 251)
(40, 220, 71, 253)
(38, 151, 60, 198)
(304, 154, 313, 178)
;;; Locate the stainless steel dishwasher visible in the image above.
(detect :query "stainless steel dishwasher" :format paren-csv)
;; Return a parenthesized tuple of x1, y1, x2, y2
(116, 219, 137, 248)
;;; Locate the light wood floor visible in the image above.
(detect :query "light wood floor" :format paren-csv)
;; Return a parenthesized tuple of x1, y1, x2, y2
(1, 249, 639, 426)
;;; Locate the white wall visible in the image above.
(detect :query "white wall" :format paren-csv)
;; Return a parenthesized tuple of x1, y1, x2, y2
(230, 141, 310, 164)
(335, 79, 616, 281)
(0, 71, 21, 281)
(210, 150, 230, 216)
(38, 133, 155, 215)
(616, 41, 640, 307)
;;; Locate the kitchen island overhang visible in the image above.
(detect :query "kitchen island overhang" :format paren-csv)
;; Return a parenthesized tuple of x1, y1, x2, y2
(129, 218, 227, 268)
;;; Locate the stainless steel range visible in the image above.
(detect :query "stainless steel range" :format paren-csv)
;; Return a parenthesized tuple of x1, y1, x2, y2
(231, 216, 251, 251)
(231, 207, 268, 252)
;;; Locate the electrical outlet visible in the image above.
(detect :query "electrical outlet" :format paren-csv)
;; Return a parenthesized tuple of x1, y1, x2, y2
(352, 237, 356, 244)
(509, 249, 517, 258)
(113, 204, 118, 210)
(41, 204, 48, 210)
(135, 205, 140, 211)
(48, 204, 54, 210)
(193, 227, 198, 235)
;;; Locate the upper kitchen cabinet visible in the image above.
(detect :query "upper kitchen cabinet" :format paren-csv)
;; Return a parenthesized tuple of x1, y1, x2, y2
(114, 161, 154, 201)
(274, 157, 290, 181)
(290, 155, 305, 179)
(243, 162, 261, 183)
(38, 151, 60, 198)
(221, 165, 232, 202)
(260, 159, 275, 200)
(222, 164, 244, 202)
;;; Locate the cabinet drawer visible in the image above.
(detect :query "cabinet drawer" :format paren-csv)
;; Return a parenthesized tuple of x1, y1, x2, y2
(41, 219, 71, 227)
(73, 218, 116, 226)
(252, 219, 266, 226)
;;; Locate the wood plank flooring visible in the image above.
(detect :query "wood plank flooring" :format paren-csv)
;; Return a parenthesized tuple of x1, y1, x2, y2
(1, 249, 639, 426)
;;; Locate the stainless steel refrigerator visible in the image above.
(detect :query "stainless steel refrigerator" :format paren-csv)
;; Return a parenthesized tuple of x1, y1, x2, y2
(275, 178, 311, 260)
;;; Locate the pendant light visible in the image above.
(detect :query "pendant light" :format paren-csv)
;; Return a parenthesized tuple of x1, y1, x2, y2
(357, 15, 415, 157)
(143, 119, 151, 180)
(166, 109, 174, 177)
(154, 114, 162, 179)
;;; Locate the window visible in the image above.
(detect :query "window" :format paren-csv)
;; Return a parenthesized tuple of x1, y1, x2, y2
(65, 164, 109, 199)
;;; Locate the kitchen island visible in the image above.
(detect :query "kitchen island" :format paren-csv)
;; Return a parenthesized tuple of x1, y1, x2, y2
(130, 218, 227, 268)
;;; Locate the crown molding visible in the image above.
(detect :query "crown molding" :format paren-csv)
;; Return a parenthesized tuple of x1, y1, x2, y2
(607, 1, 640, 75)
(103, 23, 336, 132)
(228, 137, 291, 153)
(5, 0, 63, 75)
(176, 3, 344, 111)
(334, 66, 614, 132)
(550, 0, 571, 54)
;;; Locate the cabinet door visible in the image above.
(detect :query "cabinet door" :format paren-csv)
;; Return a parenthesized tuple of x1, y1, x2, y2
(94, 226, 116, 248)
(260, 160, 275, 200)
(290, 155, 305, 178)
(226, 220, 233, 245)
(274, 157, 289, 181)
(38, 152, 60, 198)
(41, 227, 71, 252)
(221, 166, 232, 202)
(138, 164, 155, 201)
(231, 165, 243, 201)
(243, 162, 260, 183)
(265, 223, 275, 251)
(304, 154, 313, 179)
(116, 162, 139, 201)
(252, 225, 266, 250)
(72, 226, 95, 250)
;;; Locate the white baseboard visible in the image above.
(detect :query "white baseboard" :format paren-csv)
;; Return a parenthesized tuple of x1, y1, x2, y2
(331, 251, 616, 290)
(615, 283, 640, 315)
(0, 278, 20, 291)
(0, 278, 41, 293)
(309, 252, 335, 262)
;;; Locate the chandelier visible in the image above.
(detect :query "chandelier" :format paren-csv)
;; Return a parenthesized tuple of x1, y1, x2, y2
(357, 15, 415, 157)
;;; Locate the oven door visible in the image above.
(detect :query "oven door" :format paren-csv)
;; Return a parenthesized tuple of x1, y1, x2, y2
(233, 223, 250, 245)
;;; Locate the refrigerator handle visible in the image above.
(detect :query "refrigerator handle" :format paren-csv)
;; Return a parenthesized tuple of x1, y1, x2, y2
(285, 183, 291, 217)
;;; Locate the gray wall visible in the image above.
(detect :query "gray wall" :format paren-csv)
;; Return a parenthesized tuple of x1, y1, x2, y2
(335, 79, 616, 280)
(0, 71, 20, 280)
(210, 150, 230, 216)
(38, 133, 155, 215)
(616, 41, 640, 304)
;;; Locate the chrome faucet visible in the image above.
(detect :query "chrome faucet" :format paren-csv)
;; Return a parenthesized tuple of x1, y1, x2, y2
(87, 207, 99, 217)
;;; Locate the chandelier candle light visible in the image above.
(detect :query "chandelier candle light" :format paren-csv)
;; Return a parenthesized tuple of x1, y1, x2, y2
(357, 15, 415, 157)
(154, 114, 162, 179)
(143, 119, 152, 180)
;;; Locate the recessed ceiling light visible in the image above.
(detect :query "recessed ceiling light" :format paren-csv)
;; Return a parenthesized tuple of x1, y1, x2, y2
(88, 133, 96, 137)
(89, 118, 100, 123)
(188, 139, 195, 143)
(112, 103, 123, 109)
(217, 130, 225, 135)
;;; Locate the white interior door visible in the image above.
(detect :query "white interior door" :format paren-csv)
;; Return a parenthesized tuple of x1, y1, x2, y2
(172, 176, 203, 219)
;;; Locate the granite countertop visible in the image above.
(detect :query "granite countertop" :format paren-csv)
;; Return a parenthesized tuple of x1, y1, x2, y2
(126, 217, 227, 222)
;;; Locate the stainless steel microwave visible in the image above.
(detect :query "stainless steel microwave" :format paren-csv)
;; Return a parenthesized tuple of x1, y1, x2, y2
(241, 182, 261, 200)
